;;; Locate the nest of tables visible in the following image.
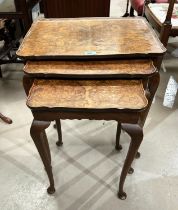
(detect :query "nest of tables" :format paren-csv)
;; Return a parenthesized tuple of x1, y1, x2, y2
(17, 17, 166, 200)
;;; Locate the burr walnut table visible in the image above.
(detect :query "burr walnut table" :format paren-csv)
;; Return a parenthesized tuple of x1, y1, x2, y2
(17, 17, 166, 200)
(27, 79, 148, 200)
(22, 60, 160, 200)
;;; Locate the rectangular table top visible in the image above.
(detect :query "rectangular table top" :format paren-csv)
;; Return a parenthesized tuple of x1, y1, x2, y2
(27, 79, 148, 111)
(17, 17, 166, 60)
(24, 59, 156, 78)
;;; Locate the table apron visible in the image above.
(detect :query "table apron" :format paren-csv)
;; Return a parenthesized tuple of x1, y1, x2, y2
(32, 110, 140, 123)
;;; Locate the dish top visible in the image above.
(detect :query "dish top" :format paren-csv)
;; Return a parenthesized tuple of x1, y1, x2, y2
(24, 59, 157, 78)
(17, 17, 166, 60)
(27, 79, 148, 111)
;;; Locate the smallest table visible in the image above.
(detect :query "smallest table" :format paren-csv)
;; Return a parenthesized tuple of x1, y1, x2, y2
(27, 79, 148, 200)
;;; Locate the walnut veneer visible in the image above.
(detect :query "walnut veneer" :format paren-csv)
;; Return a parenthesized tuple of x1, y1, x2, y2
(24, 59, 156, 78)
(19, 17, 165, 200)
(17, 18, 166, 60)
(27, 79, 148, 110)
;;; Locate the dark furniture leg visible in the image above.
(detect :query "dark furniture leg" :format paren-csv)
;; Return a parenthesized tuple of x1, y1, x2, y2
(30, 120, 55, 194)
(0, 113, 12, 124)
(122, 0, 130, 17)
(115, 122, 122, 150)
(55, 119, 63, 146)
(41, 131, 51, 163)
(23, 75, 34, 96)
(116, 122, 140, 159)
(128, 73, 159, 162)
(130, 6, 134, 17)
(118, 123, 143, 200)
(140, 72, 160, 127)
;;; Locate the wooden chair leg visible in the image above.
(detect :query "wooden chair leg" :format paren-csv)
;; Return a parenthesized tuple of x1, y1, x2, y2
(30, 120, 55, 194)
(118, 123, 143, 200)
(0, 113, 12, 124)
(115, 122, 122, 151)
(130, 6, 134, 17)
(122, 0, 130, 17)
(55, 119, 63, 147)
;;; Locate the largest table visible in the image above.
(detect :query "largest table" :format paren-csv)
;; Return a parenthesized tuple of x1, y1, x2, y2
(17, 17, 166, 199)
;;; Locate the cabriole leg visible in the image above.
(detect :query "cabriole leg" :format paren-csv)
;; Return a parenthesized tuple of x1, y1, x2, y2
(118, 124, 143, 200)
(30, 120, 55, 194)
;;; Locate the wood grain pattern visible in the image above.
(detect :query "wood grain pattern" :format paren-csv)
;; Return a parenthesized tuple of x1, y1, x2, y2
(27, 79, 148, 110)
(24, 59, 156, 78)
(17, 17, 166, 60)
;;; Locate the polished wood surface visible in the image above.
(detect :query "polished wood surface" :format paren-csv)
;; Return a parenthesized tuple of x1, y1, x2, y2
(24, 59, 156, 78)
(21, 16, 161, 200)
(17, 17, 166, 60)
(25, 73, 148, 199)
(27, 79, 148, 110)
(43, 0, 110, 18)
